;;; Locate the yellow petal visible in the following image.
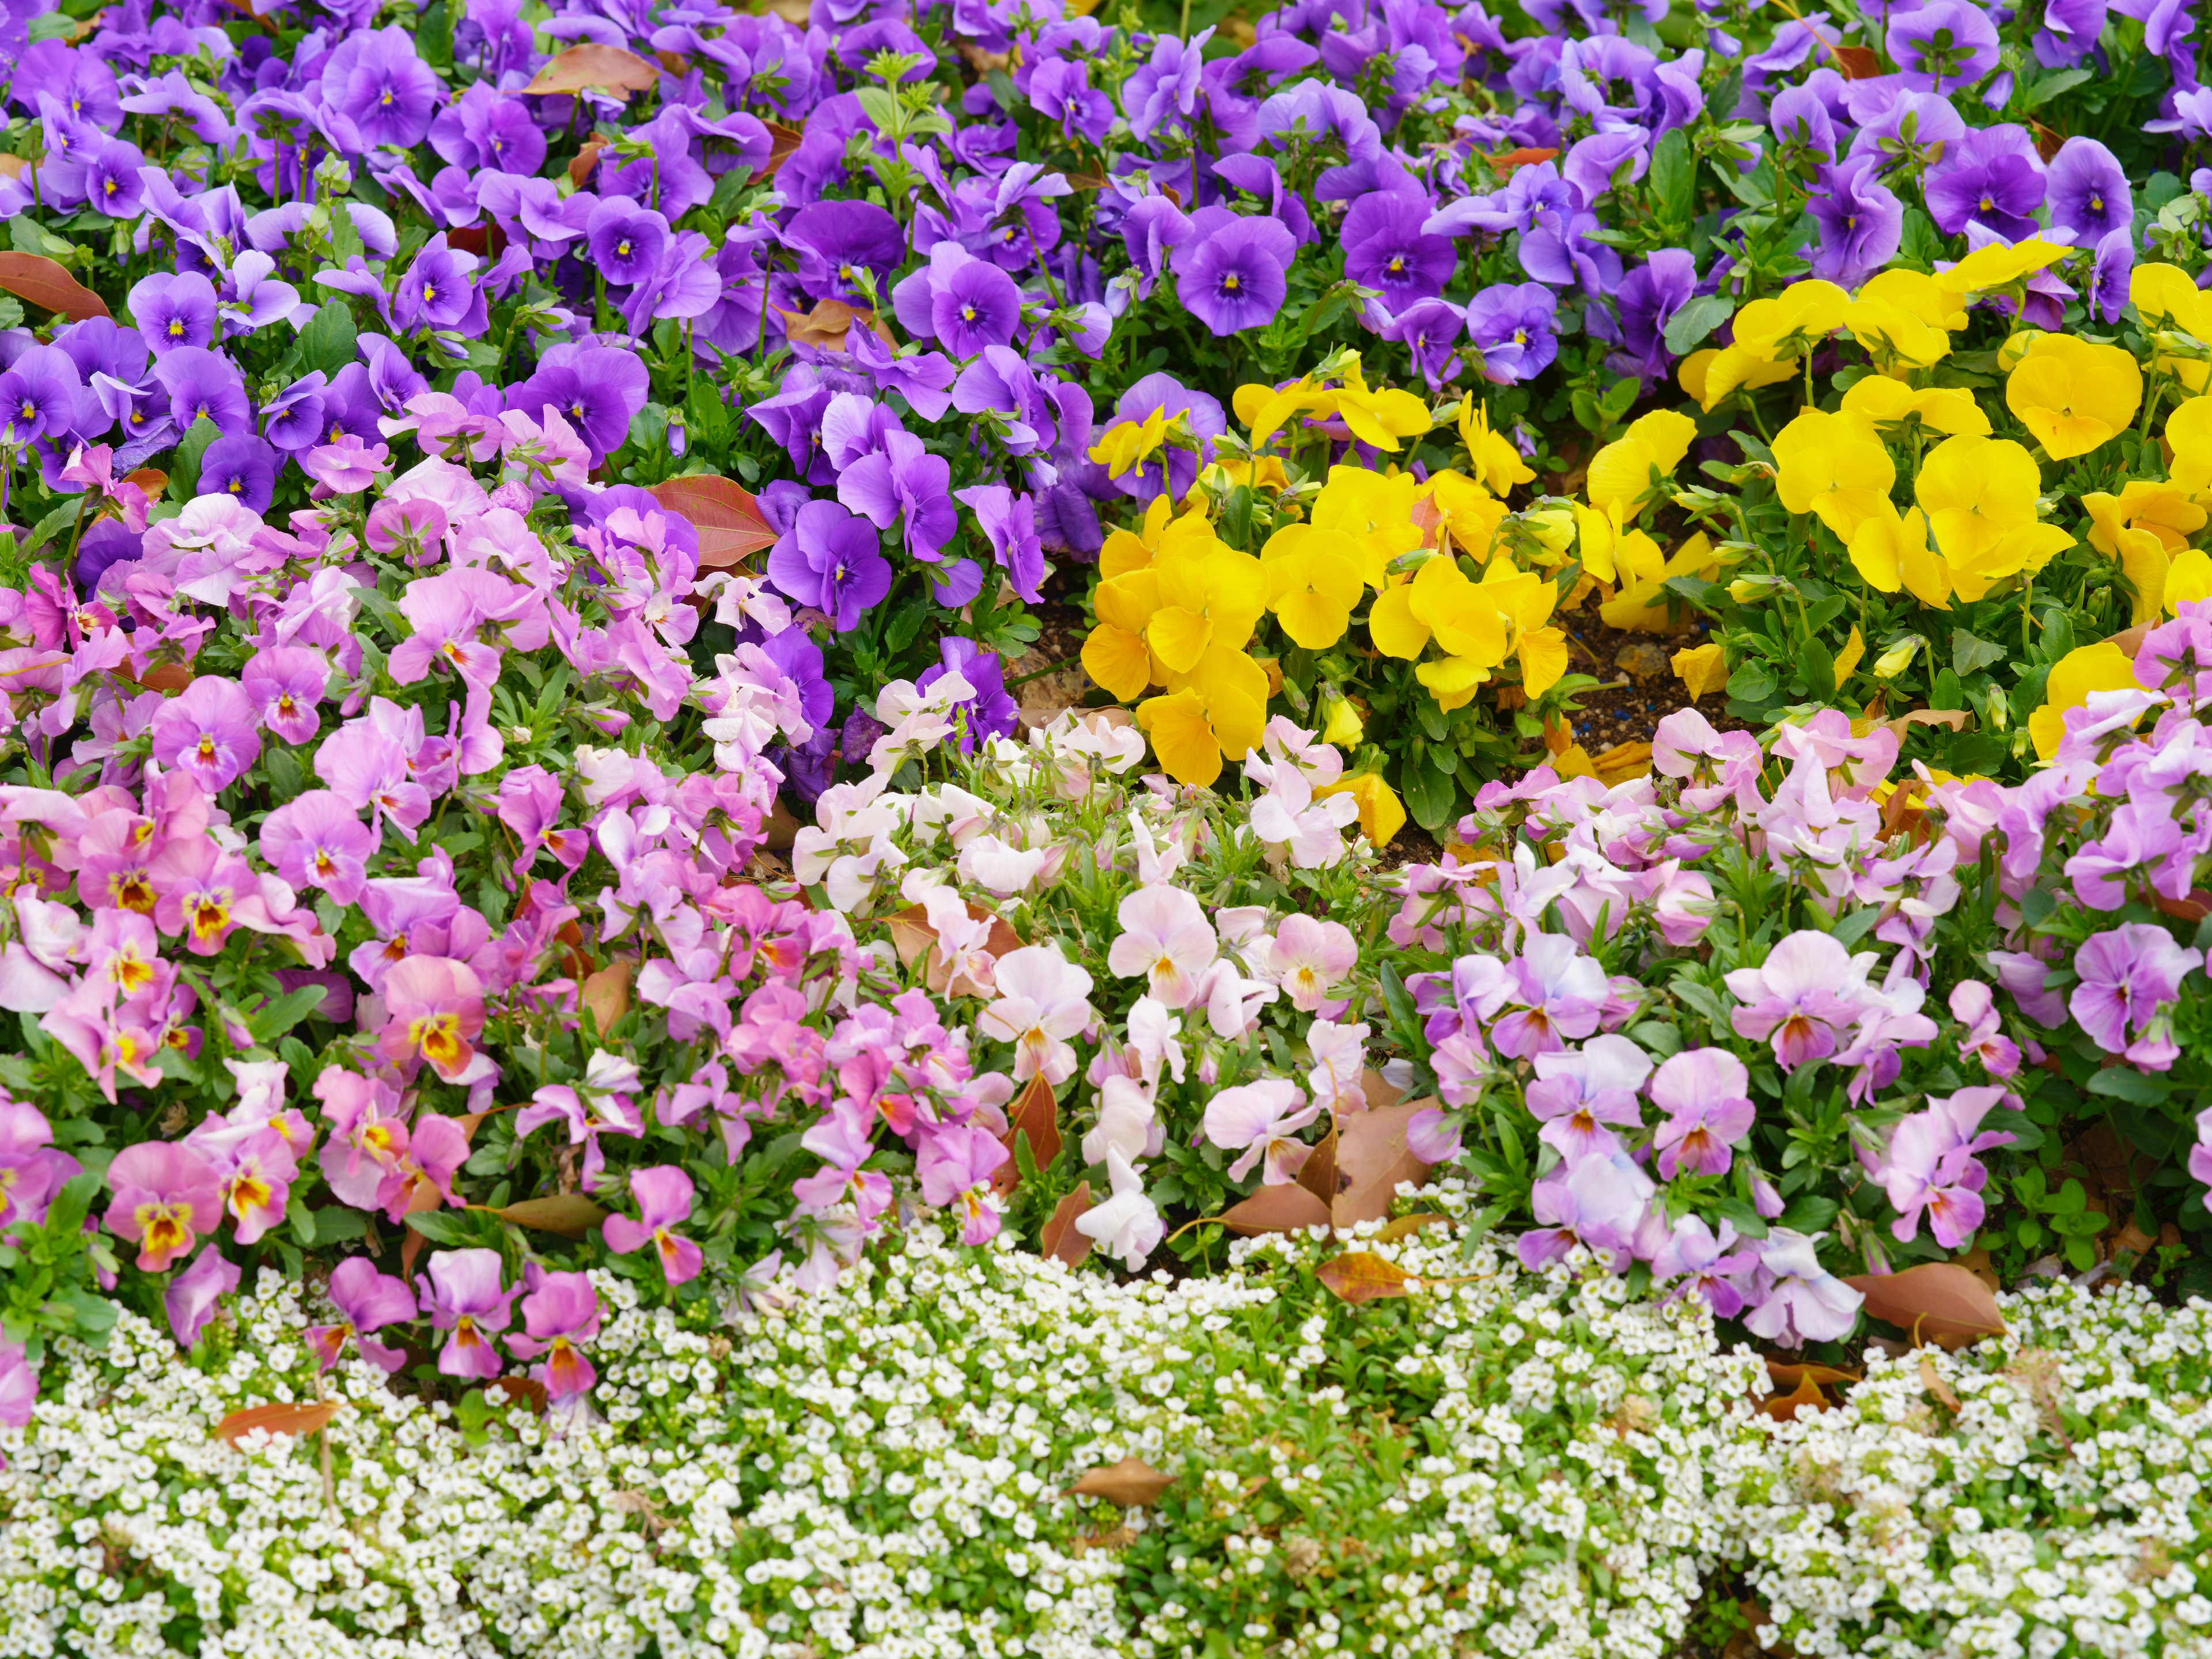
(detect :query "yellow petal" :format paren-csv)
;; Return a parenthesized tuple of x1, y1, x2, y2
(2167, 546, 2212, 612)
(1319, 772, 1406, 847)
(1134, 688, 1225, 787)
(1081, 623, 1156, 702)
(1518, 626, 1570, 698)
(1834, 624, 1865, 685)
(1673, 642, 1729, 700)
(1368, 582, 1432, 660)
(1145, 605, 1214, 675)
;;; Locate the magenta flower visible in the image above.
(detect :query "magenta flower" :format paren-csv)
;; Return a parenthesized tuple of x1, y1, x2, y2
(602, 1165, 704, 1285)
(1488, 935, 1606, 1061)
(147, 676, 261, 794)
(514, 1070, 645, 1190)
(241, 646, 327, 746)
(302, 434, 389, 493)
(207, 1126, 297, 1245)
(306, 1256, 418, 1374)
(0, 1097, 73, 1229)
(0, 1340, 33, 1430)
(506, 1267, 602, 1399)
(916, 1125, 1009, 1244)
(2070, 923, 2198, 1071)
(104, 1141, 224, 1271)
(1649, 1048, 1755, 1179)
(415, 1248, 518, 1380)
(163, 1245, 240, 1347)
(1526, 1034, 1650, 1160)
(1881, 1085, 2016, 1248)
(1652, 1215, 1758, 1317)
(259, 790, 376, 906)
(1725, 931, 1877, 1071)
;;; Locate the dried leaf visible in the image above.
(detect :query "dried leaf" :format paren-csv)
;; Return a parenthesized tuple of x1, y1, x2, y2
(755, 119, 805, 183)
(124, 468, 167, 497)
(214, 1401, 343, 1445)
(1844, 1262, 2008, 1350)
(0, 252, 110, 321)
(1372, 1212, 1448, 1243)
(1066, 1456, 1174, 1506)
(524, 43, 661, 99)
(1672, 641, 1730, 700)
(1759, 1370, 1832, 1422)
(1040, 1182, 1094, 1267)
(1883, 707, 1971, 743)
(647, 474, 778, 569)
(0, 155, 21, 180)
(1832, 44, 1882, 76)
(567, 134, 607, 190)
(1592, 740, 1653, 784)
(134, 662, 194, 695)
(1483, 145, 1560, 175)
(1294, 1124, 1338, 1206)
(446, 222, 509, 261)
(581, 959, 631, 1033)
(2152, 889, 2212, 924)
(1316, 1251, 1413, 1306)
(491, 1194, 609, 1238)
(882, 899, 1022, 992)
(781, 298, 895, 351)
(1217, 1183, 1333, 1236)
(1331, 1101, 1434, 1228)
(994, 1073, 1062, 1196)
(486, 1377, 549, 1415)
(1357, 1067, 1407, 1112)
(1919, 1351, 1962, 1412)
(654, 48, 689, 75)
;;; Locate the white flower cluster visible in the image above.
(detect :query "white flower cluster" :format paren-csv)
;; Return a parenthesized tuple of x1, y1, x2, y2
(1722, 1281, 2212, 1659)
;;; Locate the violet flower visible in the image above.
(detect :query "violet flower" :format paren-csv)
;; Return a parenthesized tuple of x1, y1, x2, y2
(163, 1245, 240, 1348)
(767, 501, 892, 632)
(306, 1256, 417, 1373)
(323, 26, 445, 150)
(1885, 0, 2002, 93)
(1741, 1230, 1861, 1345)
(1808, 156, 1904, 289)
(955, 482, 1045, 600)
(1174, 214, 1297, 336)
(103, 1141, 224, 1272)
(415, 1248, 517, 1381)
(1725, 931, 1877, 1071)
(838, 431, 956, 562)
(1342, 190, 1456, 312)
(1650, 1047, 1756, 1179)
(148, 675, 262, 794)
(603, 1165, 706, 1285)
(127, 272, 218, 355)
(505, 1267, 602, 1397)
(1924, 124, 2044, 240)
(917, 637, 1020, 751)
(2070, 922, 2198, 1071)
(2043, 137, 2132, 246)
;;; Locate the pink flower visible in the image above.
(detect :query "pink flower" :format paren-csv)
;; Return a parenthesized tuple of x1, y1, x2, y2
(1203, 1078, 1320, 1184)
(0, 1340, 34, 1430)
(506, 1267, 601, 1399)
(1262, 914, 1358, 1014)
(1488, 935, 1607, 1061)
(241, 646, 328, 747)
(1516, 1151, 1652, 1271)
(1741, 1230, 1861, 1346)
(103, 1141, 224, 1271)
(313, 1067, 413, 1210)
(302, 433, 389, 493)
(163, 1245, 239, 1347)
(205, 1126, 297, 1245)
(1649, 1048, 1755, 1179)
(1304, 1018, 1369, 1115)
(306, 1257, 418, 1373)
(514, 1066, 645, 1190)
(1525, 1034, 1650, 1160)
(1948, 979, 2020, 1079)
(0, 1096, 74, 1229)
(415, 1248, 517, 1380)
(916, 1124, 1009, 1243)
(259, 791, 377, 905)
(1652, 1216, 1756, 1317)
(2069, 922, 2198, 1071)
(1073, 1147, 1163, 1268)
(602, 1165, 704, 1285)
(1880, 1085, 2016, 1248)
(377, 955, 487, 1083)
(148, 676, 261, 794)
(1105, 885, 1217, 1009)
(1724, 931, 1878, 1071)
(976, 944, 1094, 1085)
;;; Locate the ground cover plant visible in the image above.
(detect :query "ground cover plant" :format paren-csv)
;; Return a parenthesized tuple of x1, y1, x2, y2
(6, 0, 2212, 1650)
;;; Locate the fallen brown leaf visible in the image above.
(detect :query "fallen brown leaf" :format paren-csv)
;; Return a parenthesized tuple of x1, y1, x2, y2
(780, 297, 896, 351)
(1040, 1182, 1094, 1267)
(1066, 1456, 1174, 1506)
(994, 1073, 1062, 1195)
(490, 1194, 609, 1238)
(647, 474, 778, 569)
(1919, 1351, 1962, 1412)
(524, 43, 660, 99)
(214, 1401, 344, 1445)
(1316, 1251, 1413, 1305)
(581, 959, 631, 1034)
(0, 252, 109, 321)
(1845, 1262, 2007, 1350)
(1217, 1183, 1333, 1236)
(1331, 1100, 1434, 1227)
(1295, 1124, 1338, 1206)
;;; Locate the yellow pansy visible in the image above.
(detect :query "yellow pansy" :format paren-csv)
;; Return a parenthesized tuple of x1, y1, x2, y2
(1849, 502, 1955, 610)
(2168, 547, 2212, 611)
(1857, 268, 1968, 332)
(1772, 407, 1895, 540)
(1210, 454, 1293, 495)
(2131, 262, 2212, 335)
(1312, 466, 1426, 588)
(1672, 642, 1729, 700)
(1732, 279, 1853, 356)
(1318, 771, 1406, 846)
(1839, 377, 1990, 437)
(1084, 566, 1163, 699)
(1319, 692, 1365, 747)
(1089, 407, 1171, 478)
(1137, 647, 1268, 786)
(1457, 395, 1536, 494)
(1234, 376, 1333, 452)
(1334, 363, 1434, 452)
(1098, 494, 1214, 579)
(1933, 237, 2068, 299)
(1259, 524, 1366, 649)
(1679, 344, 1798, 411)
(1843, 296, 1950, 369)
(1480, 560, 1570, 696)
(2082, 492, 2179, 626)
(2004, 334, 2142, 459)
(1425, 471, 1509, 565)
(1145, 536, 1266, 674)
(1585, 407, 1696, 525)
(2165, 395, 2212, 498)
(2027, 641, 2145, 762)
(1600, 532, 1721, 632)
(1916, 433, 2073, 598)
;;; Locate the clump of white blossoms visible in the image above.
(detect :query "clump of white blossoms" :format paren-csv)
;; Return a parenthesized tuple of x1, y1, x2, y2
(1722, 1280, 2212, 1659)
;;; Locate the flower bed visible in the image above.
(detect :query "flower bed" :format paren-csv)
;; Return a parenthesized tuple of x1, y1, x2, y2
(6, 0, 2212, 1649)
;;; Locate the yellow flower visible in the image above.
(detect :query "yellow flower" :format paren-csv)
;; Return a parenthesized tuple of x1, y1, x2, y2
(1834, 625, 1866, 684)
(1916, 433, 2073, 599)
(2004, 334, 2142, 459)
(1211, 454, 1293, 494)
(1772, 407, 1894, 540)
(1259, 524, 1366, 649)
(1097, 494, 1209, 579)
(1678, 344, 1796, 412)
(1456, 395, 1536, 493)
(2027, 641, 2145, 762)
(2168, 547, 2212, 612)
(1145, 536, 1267, 675)
(1234, 377, 1332, 453)
(1849, 502, 1953, 609)
(1334, 363, 1434, 452)
(1933, 237, 2068, 299)
(1872, 634, 1923, 678)
(2165, 395, 2212, 498)
(1843, 296, 1949, 369)
(1599, 532, 1719, 632)
(1089, 407, 1172, 477)
(1319, 693, 1365, 747)
(1480, 560, 1569, 696)
(2131, 262, 2212, 334)
(1732, 279, 1853, 356)
(1672, 642, 1729, 700)
(1136, 648, 1268, 786)
(1856, 268, 1967, 332)
(1839, 377, 1990, 437)
(1585, 408, 1696, 524)
(2082, 491, 2180, 627)
(1312, 467, 1425, 588)
(1424, 471, 1509, 565)
(1084, 567, 1163, 699)
(1318, 771, 1406, 847)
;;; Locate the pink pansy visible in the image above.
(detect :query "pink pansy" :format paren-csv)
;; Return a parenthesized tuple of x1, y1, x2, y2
(1880, 1085, 2017, 1248)
(1525, 1034, 1651, 1160)
(313, 1067, 414, 1211)
(0, 1341, 35, 1430)
(1487, 934, 1607, 1061)
(415, 1248, 518, 1381)
(1105, 885, 1217, 1008)
(1649, 1048, 1756, 1179)
(1203, 1078, 1320, 1184)
(377, 955, 488, 1083)
(603, 1165, 706, 1285)
(1124, 994, 1186, 1086)
(149, 839, 267, 957)
(976, 944, 1094, 1085)
(1741, 1230, 1861, 1346)
(315, 718, 432, 839)
(204, 1126, 298, 1245)
(1516, 1150, 1652, 1271)
(103, 1141, 224, 1271)
(240, 645, 328, 746)
(514, 1078, 644, 1190)
(147, 676, 261, 794)
(259, 790, 377, 905)
(1304, 1018, 1369, 1115)
(1074, 1147, 1164, 1269)
(162, 1245, 240, 1348)
(1082, 1073, 1163, 1166)
(916, 1125, 1009, 1244)
(1196, 956, 1279, 1039)
(306, 1257, 418, 1374)
(1652, 1216, 1757, 1317)
(376, 1114, 471, 1222)
(302, 433, 389, 493)
(0, 1096, 74, 1229)
(791, 1097, 894, 1222)
(1724, 930, 1878, 1071)
(0, 884, 85, 1013)
(505, 1267, 602, 1399)
(1263, 914, 1357, 1014)
(2069, 922, 2198, 1071)
(1948, 979, 2020, 1079)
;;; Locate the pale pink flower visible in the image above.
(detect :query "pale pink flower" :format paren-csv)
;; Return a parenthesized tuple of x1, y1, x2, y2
(976, 944, 1094, 1084)
(1203, 1078, 1321, 1184)
(1263, 914, 1358, 1013)
(1105, 885, 1217, 1007)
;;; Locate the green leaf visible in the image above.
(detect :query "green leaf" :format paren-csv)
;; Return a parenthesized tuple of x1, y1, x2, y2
(1951, 628, 2008, 678)
(1400, 755, 1460, 833)
(1727, 658, 1777, 702)
(169, 415, 222, 501)
(1648, 127, 1696, 226)
(403, 1209, 482, 1247)
(1662, 293, 1736, 356)
(21, 500, 81, 558)
(2025, 67, 2093, 108)
(248, 986, 331, 1044)
(297, 301, 359, 381)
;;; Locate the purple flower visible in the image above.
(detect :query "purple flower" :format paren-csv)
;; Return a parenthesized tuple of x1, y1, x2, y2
(1741, 1230, 1861, 1345)
(2035, 0, 2109, 62)
(1516, 1151, 1652, 1271)
(1770, 84, 1838, 159)
(917, 637, 1020, 752)
(306, 1256, 417, 1373)
(415, 1248, 517, 1380)
(1342, 190, 1456, 312)
(149, 676, 261, 794)
(154, 349, 253, 438)
(164, 1245, 240, 1348)
(506, 344, 649, 465)
(933, 256, 1025, 358)
(127, 272, 218, 355)
(196, 434, 278, 514)
(0, 347, 85, 448)
(2070, 923, 2198, 1071)
(1525, 1033, 1649, 1160)
(2044, 137, 2132, 246)
(1103, 372, 1228, 501)
(2088, 226, 2135, 324)
(393, 236, 484, 334)
(767, 500, 893, 632)
(1925, 124, 2045, 240)
(1725, 931, 1877, 1071)
(1173, 214, 1297, 336)
(1808, 155, 1905, 289)
(1461, 282, 1558, 385)
(323, 26, 445, 150)
(505, 1267, 601, 1397)
(1488, 935, 1606, 1061)
(586, 196, 673, 291)
(603, 1165, 704, 1285)
(956, 482, 1045, 601)
(1881, 1085, 2015, 1248)
(839, 431, 956, 561)
(1885, 0, 2002, 92)
(1593, 249, 1695, 384)
(1649, 1047, 1756, 1178)
(1123, 26, 1212, 142)
(428, 79, 546, 175)
(1653, 1216, 1757, 1317)
(784, 199, 907, 304)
